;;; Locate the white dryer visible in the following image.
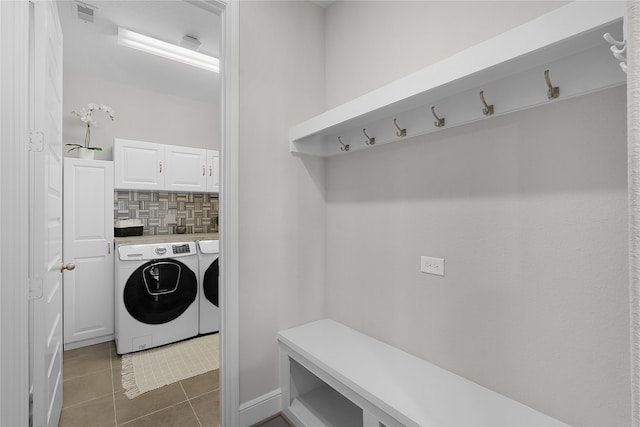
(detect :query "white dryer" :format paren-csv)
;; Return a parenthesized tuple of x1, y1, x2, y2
(197, 239, 220, 334)
(115, 241, 199, 354)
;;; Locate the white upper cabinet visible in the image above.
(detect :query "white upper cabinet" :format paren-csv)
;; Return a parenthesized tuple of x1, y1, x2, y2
(164, 145, 207, 192)
(206, 150, 220, 193)
(114, 138, 219, 193)
(114, 138, 164, 190)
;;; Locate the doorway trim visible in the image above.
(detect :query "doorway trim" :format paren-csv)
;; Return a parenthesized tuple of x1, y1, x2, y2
(215, 0, 240, 425)
(628, 3, 640, 426)
(0, 1, 32, 426)
(193, 0, 240, 425)
(0, 0, 240, 425)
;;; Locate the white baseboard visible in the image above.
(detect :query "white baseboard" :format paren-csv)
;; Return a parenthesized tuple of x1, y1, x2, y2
(63, 334, 114, 351)
(239, 388, 282, 427)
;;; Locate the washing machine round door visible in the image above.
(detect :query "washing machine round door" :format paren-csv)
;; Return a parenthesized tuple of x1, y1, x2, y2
(124, 259, 197, 324)
(203, 258, 219, 307)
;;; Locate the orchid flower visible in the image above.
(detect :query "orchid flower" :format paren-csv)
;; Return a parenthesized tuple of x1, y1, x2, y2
(67, 103, 115, 152)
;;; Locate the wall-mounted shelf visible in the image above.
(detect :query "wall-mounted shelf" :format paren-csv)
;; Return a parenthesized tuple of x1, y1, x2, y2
(290, 2, 626, 157)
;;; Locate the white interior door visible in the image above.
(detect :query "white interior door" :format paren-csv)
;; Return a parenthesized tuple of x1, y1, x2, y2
(29, 1, 65, 426)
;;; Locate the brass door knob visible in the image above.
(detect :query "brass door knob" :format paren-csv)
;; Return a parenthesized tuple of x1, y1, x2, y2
(61, 263, 76, 272)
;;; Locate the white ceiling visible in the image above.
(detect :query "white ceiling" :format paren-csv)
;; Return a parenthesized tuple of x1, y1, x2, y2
(57, 0, 221, 104)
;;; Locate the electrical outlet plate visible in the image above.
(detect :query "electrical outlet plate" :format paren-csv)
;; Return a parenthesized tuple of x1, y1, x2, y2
(421, 256, 445, 276)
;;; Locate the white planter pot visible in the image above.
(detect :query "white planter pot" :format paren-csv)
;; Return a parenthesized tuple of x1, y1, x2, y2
(78, 148, 95, 160)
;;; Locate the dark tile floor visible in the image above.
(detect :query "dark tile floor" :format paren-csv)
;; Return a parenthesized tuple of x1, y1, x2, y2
(59, 341, 292, 427)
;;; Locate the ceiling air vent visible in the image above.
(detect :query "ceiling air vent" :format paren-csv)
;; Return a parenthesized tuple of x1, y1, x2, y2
(74, 1, 96, 23)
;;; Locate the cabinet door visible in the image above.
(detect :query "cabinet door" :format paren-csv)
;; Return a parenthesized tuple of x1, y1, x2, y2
(63, 158, 114, 348)
(114, 138, 164, 190)
(206, 150, 220, 193)
(165, 145, 207, 192)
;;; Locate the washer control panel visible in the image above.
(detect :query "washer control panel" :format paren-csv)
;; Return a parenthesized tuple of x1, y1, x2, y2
(172, 244, 192, 254)
(118, 241, 197, 260)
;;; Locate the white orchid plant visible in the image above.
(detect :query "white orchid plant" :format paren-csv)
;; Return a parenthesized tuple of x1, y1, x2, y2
(66, 103, 115, 152)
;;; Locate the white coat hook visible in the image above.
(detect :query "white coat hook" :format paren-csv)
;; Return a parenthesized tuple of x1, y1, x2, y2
(479, 91, 494, 116)
(604, 32, 625, 46)
(604, 33, 627, 74)
(544, 69, 560, 100)
(338, 136, 349, 152)
(611, 44, 627, 55)
(363, 128, 375, 145)
(393, 118, 406, 137)
(613, 50, 627, 63)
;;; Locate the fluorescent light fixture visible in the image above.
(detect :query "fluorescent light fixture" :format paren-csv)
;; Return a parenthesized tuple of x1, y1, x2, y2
(117, 27, 219, 73)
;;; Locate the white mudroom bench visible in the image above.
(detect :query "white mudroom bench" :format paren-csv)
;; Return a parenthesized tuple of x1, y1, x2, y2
(278, 319, 567, 427)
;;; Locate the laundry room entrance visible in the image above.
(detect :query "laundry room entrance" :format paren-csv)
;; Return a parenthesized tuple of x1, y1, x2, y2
(56, 1, 224, 425)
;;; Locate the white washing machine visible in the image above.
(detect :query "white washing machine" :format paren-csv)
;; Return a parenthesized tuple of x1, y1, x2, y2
(197, 239, 220, 334)
(115, 241, 199, 354)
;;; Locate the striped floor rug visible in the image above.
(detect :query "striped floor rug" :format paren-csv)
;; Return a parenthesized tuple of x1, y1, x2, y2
(121, 334, 219, 399)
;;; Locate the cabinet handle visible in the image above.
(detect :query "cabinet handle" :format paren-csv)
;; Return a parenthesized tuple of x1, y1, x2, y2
(108, 243, 111, 254)
(203, 166, 206, 176)
(160, 161, 163, 173)
(209, 166, 212, 177)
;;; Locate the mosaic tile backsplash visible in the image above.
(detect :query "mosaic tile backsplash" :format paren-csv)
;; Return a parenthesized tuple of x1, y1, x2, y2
(114, 191, 219, 235)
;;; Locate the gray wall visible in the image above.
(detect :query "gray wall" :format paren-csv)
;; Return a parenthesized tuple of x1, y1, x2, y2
(238, 0, 326, 403)
(324, 1, 570, 109)
(323, 1, 629, 425)
(63, 73, 220, 160)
